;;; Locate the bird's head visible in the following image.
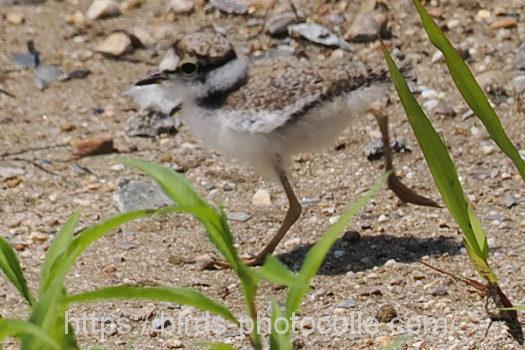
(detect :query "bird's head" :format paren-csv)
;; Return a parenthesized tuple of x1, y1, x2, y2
(135, 26, 247, 103)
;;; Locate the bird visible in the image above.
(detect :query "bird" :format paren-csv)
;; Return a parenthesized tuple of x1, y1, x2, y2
(135, 26, 438, 267)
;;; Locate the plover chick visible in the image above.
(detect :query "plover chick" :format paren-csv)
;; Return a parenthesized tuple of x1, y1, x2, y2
(136, 26, 438, 266)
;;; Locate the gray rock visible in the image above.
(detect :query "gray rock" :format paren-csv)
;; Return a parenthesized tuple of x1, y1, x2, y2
(288, 23, 353, 51)
(35, 64, 63, 90)
(512, 75, 525, 94)
(11, 52, 37, 68)
(209, 0, 248, 14)
(345, 11, 389, 43)
(504, 193, 518, 208)
(0, 167, 25, 178)
(227, 211, 251, 222)
(429, 286, 449, 296)
(336, 298, 357, 309)
(266, 12, 298, 36)
(115, 178, 172, 212)
(125, 109, 179, 137)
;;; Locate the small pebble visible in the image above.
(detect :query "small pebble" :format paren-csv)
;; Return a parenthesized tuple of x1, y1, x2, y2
(375, 304, 397, 323)
(342, 230, 361, 242)
(336, 298, 356, 309)
(86, 0, 120, 20)
(227, 211, 251, 222)
(356, 286, 382, 297)
(95, 32, 133, 56)
(7, 12, 25, 25)
(168, 0, 194, 14)
(429, 286, 449, 296)
(284, 237, 301, 249)
(490, 17, 517, 30)
(70, 135, 116, 157)
(333, 250, 345, 259)
(252, 189, 272, 206)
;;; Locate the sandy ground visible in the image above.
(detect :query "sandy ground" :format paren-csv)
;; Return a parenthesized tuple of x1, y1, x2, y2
(1, 0, 525, 349)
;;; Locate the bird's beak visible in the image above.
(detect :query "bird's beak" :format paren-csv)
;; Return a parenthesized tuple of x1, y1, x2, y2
(134, 71, 168, 86)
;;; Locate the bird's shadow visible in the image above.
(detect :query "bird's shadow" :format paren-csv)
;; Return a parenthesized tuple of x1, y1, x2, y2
(277, 233, 462, 275)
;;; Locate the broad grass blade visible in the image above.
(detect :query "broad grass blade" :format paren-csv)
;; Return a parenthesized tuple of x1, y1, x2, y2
(122, 159, 240, 268)
(192, 342, 238, 350)
(269, 299, 293, 350)
(382, 43, 497, 283)
(0, 319, 60, 350)
(412, 0, 525, 182)
(254, 256, 297, 288)
(286, 173, 387, 317)
(45, 207, 178, 292)
(0, 237, 34, 306)
(66, 286, 238, 324)
(40, 210, 80, 296)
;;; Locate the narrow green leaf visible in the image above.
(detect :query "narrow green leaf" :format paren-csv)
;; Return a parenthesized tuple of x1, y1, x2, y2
(467, 205, 489, 259)
(412, 0, 525, 182)
(499, 305, 525, 311)
(122, 159, 240, 269)
(40, 210, 80, 296)
(121, 158, 205, 207)
(66, 286, 238, 324)
(0, 319, 60, 350)
(286, 173, 387, 317)
(381, 43, 497, 283)
(192, 342, 238, 350)
(45, 207, 178, 292)
(269, 299, 293, 350)
(253, 256, 297, 288)
(22, 279, 66, 350)
(0, 237, 34, 306)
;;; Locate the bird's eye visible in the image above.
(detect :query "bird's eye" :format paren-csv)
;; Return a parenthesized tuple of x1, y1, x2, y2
(180, 61, 198, 75)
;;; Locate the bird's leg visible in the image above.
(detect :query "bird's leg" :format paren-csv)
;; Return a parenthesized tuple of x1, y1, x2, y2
(208, 163, 302, 269)
(248, 163, 302, 266)
(372, 109, 440, 207)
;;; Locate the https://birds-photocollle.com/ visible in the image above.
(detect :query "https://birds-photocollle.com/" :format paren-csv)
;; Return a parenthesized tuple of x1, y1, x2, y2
(134, 26, 438, 267)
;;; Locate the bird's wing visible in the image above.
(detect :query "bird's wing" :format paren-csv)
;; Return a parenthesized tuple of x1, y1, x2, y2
(220, 56, 325, 134)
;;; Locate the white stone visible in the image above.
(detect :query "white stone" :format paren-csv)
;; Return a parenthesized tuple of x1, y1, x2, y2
(168, 0, 194, 13)
(86, 0, 120, 20)
(95, 32, 132, 56)
(252, 189, 272, 206)
(378, 214, 388, 223)
(284, 237, 301, 248)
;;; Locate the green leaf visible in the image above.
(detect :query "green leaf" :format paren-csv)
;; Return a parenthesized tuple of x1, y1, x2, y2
(121, 158, 205, 207)
(269, 299, 293, 350)
(122, 159, 240, 269)
(66, 286, 238, 324)
(0, 319, 60, 350)
(22, 279, 67, 350)
(412, 0, 525, 182)
(286, 173, 387, 318)
(381, 43, 497, 283)
(0, 237, 34, 306)
(499, 305, 525, 311)
(191, 342, 238, 350)
(40, 210, 80, 296)
(253, 256, 297, 288)
(45, 207, 178, 293)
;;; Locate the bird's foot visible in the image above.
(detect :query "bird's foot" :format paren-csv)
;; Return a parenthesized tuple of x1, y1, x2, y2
(201, 254, 266, 270)
(388, 173, 441, 207)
